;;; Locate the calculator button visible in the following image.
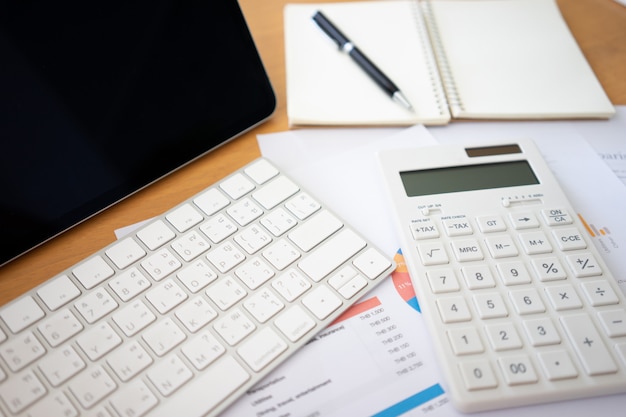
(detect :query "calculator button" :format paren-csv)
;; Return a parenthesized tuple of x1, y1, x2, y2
(473, 293, 508, 319)
(476, 215, 507, 233)
(461, 265, 496, 289)
(509, 288, 546, 315)
(580, 281, 620, 306)
(561, 314, 618, 375)
(566, 253, 603, 278)
(531, 257, 567, 281)
(436, 297, 472, 323)
(518, 231, 552, 254)
(544, 285, 583, 311)
(597, 309, 626, 337)
(485, 323, 523, 351)
(496, 261, 532, 286)
(484, 235, 518, 258)
(542, 208, 573, 226)
(522, 317, 561, 346)
(447, 327, 484, 355)
(442, 218, 473, 237)
(551, 228, 587, 251)
(536, 351, 578, 381)
(498, 355, 538, 385)
(450, 238, 484, 262)
(417, 242, 449, 266)
(509, 212, 540, 230)
(409, 218, 440, 240)
(426, 268, 460, 293)
(458, 360, 498, 391)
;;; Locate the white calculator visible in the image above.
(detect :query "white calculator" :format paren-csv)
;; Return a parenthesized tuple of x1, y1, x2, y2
(378, 139, 626, 412)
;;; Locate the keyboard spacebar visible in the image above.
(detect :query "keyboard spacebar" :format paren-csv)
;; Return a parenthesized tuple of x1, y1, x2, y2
(147, 355, 249, 417)
(299, 229, 366, 282)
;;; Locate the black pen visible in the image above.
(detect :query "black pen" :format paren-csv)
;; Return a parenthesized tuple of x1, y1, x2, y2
(312, 10, 413, 111)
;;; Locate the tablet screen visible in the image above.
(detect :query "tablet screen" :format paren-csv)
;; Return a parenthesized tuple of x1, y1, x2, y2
(0, 1, 276, 266)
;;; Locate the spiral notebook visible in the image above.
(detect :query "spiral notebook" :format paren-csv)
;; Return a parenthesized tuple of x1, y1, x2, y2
(285, 0, 615, 126)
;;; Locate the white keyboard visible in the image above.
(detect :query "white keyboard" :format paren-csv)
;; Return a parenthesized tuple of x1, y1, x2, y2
(0, 158, 394, 417)
(379, 140, 626, 412)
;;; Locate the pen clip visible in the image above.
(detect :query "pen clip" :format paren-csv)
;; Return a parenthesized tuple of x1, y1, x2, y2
(312, 11, 350, 50)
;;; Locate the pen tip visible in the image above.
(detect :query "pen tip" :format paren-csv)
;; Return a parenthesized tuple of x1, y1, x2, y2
(393, 92, 413, 112)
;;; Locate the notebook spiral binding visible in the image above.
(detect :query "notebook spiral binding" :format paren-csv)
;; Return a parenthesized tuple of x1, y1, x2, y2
(419, 0, 464, 115)
(411, 0, 450, 117)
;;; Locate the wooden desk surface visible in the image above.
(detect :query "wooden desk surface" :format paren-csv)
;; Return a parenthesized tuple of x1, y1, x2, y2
(1, 0, 625, 307)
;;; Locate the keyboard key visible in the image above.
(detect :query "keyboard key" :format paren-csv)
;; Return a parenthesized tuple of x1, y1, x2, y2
(0, 331, 46, 372)
(244, 159, 279, 184)
(299, 229, 365, 282)
(252, 176, 299, 210)
(145, 356, 249, 417)
(302, 285, 342, 320)
(73, 256, 115, 290)
(220, 173, 255, 200)
(74, 287, 118, 324)
(182, 331, 226, 370)
(147, 354, 193, 396)
(0, 369, 46, 413)
(112, 300, 156, 337)
(76, 322, 122, 361)
(25, 392, 78, 417)
(109, 380, 158, 417)
(106, 237, 146, 269)
(38, 345, 85, 386)
(69, 365, 117, 409)
(193, 188, 230, 216)
(0, 158, 394, 417)
(37, 274, 81, 311)
(237, 327, 287, 372)
(288, 209, 342, 252)
(137, 219, 176, 251)
(0, 296, 45, 333)
(274, 305, 316, 342)
(107, 341, 153, 382)
(37, 308, 83, 347)
(166, 203, 204, 233)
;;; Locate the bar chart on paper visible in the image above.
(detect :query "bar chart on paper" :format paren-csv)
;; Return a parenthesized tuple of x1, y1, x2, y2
(578, 212, 626, 293)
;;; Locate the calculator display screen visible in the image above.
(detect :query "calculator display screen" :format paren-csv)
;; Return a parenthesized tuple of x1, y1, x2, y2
(399, 160, 539, 197)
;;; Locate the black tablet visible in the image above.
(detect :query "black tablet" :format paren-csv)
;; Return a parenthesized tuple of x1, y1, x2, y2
(0, 1, 276, 266)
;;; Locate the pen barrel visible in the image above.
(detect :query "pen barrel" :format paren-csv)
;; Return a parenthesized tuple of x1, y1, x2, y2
(349, 47, 398, 97)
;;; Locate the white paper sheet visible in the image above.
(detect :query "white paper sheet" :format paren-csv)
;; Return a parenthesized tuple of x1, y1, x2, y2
(250, 122, 626, 416)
